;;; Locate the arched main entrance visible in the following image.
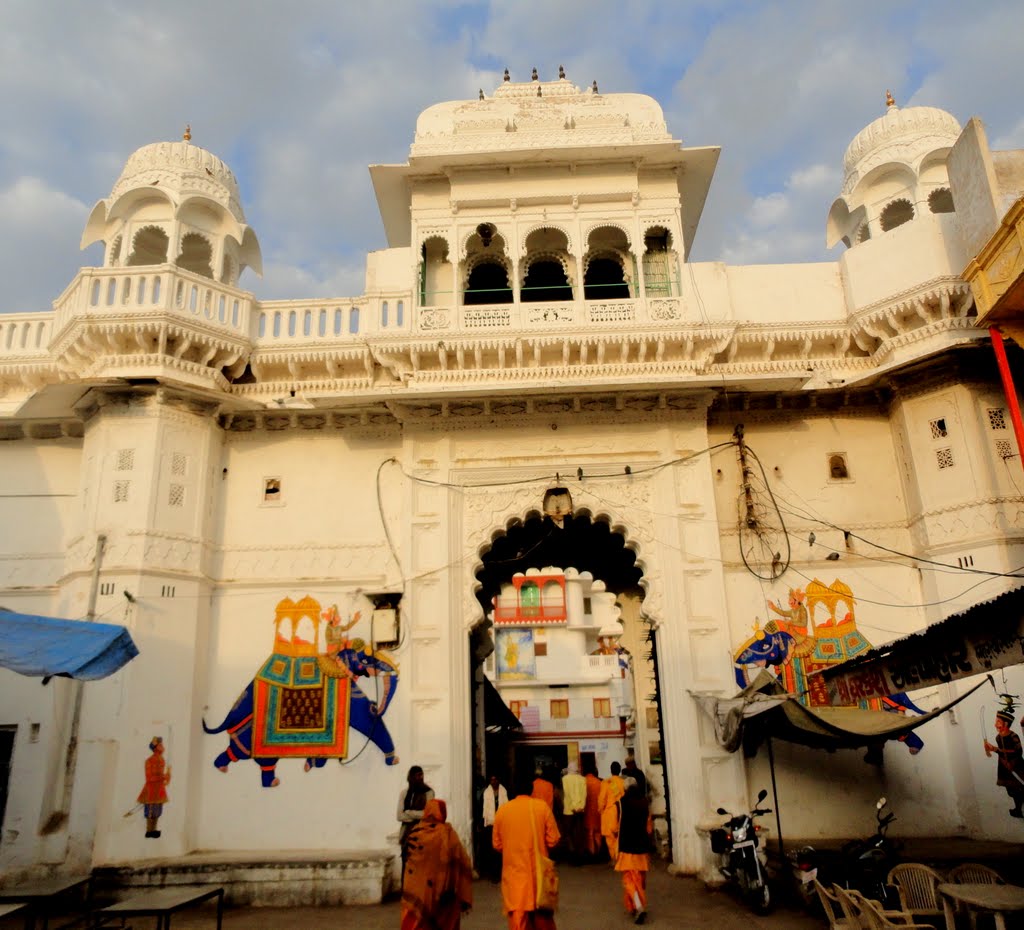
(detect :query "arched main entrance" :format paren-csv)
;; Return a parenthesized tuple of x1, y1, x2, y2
(468, 510, 672, 861)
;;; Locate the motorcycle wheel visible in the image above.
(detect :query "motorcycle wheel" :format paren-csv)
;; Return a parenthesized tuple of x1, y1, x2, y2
(750, 880, 771, 915)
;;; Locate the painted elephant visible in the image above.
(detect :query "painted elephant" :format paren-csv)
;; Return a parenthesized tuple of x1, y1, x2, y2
(203, 646, 399, 787)
(733, 629, 796, 688)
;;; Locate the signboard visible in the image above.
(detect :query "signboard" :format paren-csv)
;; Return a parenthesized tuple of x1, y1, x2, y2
(817, 602, 1024, 705)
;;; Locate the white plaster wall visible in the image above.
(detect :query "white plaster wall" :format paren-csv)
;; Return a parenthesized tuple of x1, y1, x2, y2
(726, 264, 846, 324)
(839, 212, 969, 311)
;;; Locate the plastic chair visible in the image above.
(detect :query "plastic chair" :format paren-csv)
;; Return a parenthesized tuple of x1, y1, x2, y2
(888, 863, 945, 927)
(815, 879, 857, 930)
(948, 863, 1004, 885)
(947, 863, 1005, 930)
(845, 888, 936, 930)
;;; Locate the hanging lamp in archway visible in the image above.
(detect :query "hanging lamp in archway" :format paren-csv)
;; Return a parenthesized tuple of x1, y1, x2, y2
(542, 483, 573, 528)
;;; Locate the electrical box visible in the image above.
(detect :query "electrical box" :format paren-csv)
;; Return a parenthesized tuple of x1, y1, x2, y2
(372, 608, 398, 645)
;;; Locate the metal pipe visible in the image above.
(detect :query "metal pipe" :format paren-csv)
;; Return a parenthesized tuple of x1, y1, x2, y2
(989, 327, 1024, 464)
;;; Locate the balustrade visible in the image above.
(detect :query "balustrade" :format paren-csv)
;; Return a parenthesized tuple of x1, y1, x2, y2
(0, 314, 51, 356)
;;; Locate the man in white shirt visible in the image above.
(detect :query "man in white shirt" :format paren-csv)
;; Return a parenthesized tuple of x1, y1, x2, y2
(560, 762, 587, 863)
(481, 773, 509, 881)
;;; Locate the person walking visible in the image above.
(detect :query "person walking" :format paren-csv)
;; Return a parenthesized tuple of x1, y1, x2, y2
(493, 772, 561, 930)
(482, 774, 509, 881)
(397, 765, 435, 879)
(560, 762, 586, 863)
(622, 756, 647, 797)
(615, 777, 653, 924)
(582, 760, 603, 860)
(401, 798, 473, 930)
(984, 706, 1024, 818)
(598, 761, 625, 860)
(531, 768, 554, 809)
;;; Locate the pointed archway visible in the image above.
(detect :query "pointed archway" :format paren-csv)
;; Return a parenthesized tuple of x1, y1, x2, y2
(468, 509, 673, 860)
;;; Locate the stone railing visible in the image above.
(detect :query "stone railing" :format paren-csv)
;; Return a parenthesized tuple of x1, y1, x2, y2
(419, 296, 685, 332)
(0, 313, 52, 358)
(50, 265, 255, 344)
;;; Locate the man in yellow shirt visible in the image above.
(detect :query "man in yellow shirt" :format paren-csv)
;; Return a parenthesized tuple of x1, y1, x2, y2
(560, 762, 587, 862)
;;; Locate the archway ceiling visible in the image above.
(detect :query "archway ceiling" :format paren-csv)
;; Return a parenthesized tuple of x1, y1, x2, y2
(475, 512, 643, 615)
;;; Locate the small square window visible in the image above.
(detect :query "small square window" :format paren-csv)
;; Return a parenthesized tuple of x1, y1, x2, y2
(171, 452, 187, 475)
(113, 480, 130, 503)
(930, 418, 948, 440)
(534, 642, 548, 657)
(988, 408, 1007, 431)
(996, 439, 1014, 460)
(116, 449, 135, 471)
(168, 483, 185, 507)
(550, 699, 569, 719)
(936, 447, 955, 469)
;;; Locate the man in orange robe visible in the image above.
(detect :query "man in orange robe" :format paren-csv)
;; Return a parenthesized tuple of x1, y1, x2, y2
(582, 760, 603, 859)
(493, 773, 561, 930)
(598, 761, 625, 860)
(531, 769, 554, 809)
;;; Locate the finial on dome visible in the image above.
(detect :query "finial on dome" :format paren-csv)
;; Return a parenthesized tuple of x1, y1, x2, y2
(592, 80, 599, 94)
(503, 68, 510, 82)
(479, 89, 484, 100)
(531, 67, 538, 81)
(885, 89, 896, 108)
(183, 123, 192, 142)
(558, 64, 565, 80)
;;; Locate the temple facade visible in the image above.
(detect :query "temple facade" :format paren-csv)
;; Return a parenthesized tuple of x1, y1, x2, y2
(1, 71, 1023, 894)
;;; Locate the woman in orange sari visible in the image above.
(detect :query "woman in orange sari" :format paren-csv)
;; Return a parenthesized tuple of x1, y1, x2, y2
(401, 799, 473, 930)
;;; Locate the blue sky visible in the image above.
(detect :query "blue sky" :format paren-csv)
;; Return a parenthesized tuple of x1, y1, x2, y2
(1, 0, 1022, 312)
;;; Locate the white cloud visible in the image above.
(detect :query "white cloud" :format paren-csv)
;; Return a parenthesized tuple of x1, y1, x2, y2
(1, 0, 1022, 312)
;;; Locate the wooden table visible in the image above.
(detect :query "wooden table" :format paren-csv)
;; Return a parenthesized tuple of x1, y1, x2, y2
(92, 885, 223, 930)
(0, 876, 91, 929)
(938, 882, 1024, 930)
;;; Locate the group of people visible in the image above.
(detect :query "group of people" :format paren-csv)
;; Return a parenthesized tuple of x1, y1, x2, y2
(397, 758, 653, 929)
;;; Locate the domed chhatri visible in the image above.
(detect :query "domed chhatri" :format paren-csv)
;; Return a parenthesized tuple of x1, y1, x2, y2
(827, 94, 962, 250)
(80, 131, 262, 284)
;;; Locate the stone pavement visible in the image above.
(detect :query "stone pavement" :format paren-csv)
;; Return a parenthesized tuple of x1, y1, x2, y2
(165, 863, 825, 929)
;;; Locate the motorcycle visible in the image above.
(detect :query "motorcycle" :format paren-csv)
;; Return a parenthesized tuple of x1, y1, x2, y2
(710, 788, 773, 913)
(790, 796, 899, 910)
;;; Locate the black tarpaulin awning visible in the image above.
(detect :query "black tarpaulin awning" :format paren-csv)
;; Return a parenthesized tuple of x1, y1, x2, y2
(483, 676, 523, 732)
(0, 608, 139, 680)
(691, 670, 989, 754)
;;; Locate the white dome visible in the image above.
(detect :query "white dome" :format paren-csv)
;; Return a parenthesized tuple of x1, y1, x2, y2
(841, 104, 961, 195)
(110, 139, 246, 222)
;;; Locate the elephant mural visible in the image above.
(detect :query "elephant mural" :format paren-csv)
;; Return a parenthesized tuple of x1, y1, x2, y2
(203, 597, 400, 787)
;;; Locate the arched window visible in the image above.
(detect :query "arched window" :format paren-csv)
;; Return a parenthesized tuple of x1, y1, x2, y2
(127, 226, 169, 266)
(584, 256, 629, 300)
(334, 309, 343, 335)
(522, 259, 572, 303)
(465, 262, 513, 305)
(381, 301, 389, 327)
(520, 582, 540, 616)
(642, 228, 672, 296)
(318, 309, 327, 336)
(396, 300, 404, 326)
(177, 232, 214, 278)
(928, 188, 955, 214)
(272, 312, 281, 337)
(258, 313, 267, 337)
(349, 306, 360, 334)
(288, 310, 296, 336)
(421, 237, 452, 307)
(879, 199, 914, 232)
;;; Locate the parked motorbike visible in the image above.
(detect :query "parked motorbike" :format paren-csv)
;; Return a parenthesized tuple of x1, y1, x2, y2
(790, 796, 899, 910)
(711, 788, 773, 913)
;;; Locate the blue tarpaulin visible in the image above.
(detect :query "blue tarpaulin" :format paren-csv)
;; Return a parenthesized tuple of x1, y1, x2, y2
(0, 609, 139, 680)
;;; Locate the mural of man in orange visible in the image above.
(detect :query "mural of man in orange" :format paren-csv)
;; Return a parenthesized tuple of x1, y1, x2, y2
(138, 736, 170, 838)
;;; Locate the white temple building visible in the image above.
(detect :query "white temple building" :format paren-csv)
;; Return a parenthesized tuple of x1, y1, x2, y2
(1, 70, 1024, 898)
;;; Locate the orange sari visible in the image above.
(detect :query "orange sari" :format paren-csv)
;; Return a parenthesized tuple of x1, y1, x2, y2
(401, 799, 474, 930)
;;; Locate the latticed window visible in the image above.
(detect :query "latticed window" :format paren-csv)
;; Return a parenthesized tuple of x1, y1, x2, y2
(168, 484, 185, 507)
(550, 699, 569, 719)
(116, 448, 135, 471)
(936, 448, 955, 469)
(989, 408, 1007, 431)
(594, 698, 612, 718)
(929, 418, 948, 440)
(996, 440, 1013, 460)
(171, 452, 187, 475)
(114, 480, 130, 502)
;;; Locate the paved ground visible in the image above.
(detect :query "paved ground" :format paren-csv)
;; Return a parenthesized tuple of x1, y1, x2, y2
(161, 863, 826, 929)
